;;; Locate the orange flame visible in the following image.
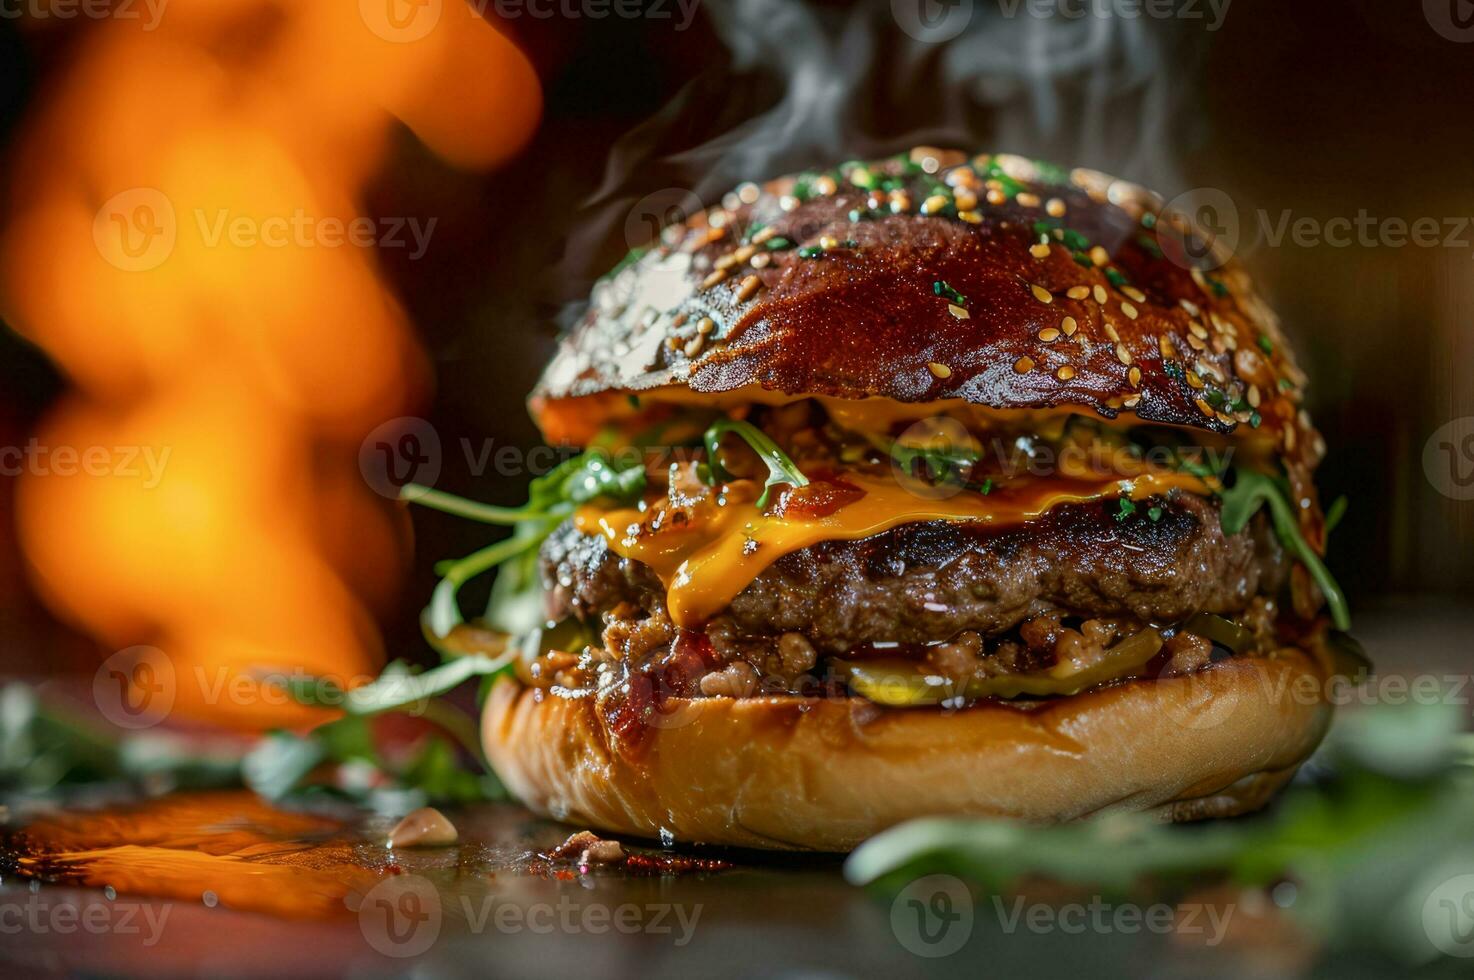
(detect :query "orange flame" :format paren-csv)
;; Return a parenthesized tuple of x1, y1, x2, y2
(1, 1, 541, 727)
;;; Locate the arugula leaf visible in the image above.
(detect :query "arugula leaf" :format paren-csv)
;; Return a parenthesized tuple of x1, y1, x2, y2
(1220, 468, 1351, 630)
(405, 449, 647, 639)
(398, 484, 545, 524)
(337, 654, 513, 715)
(703, 418, 809, 507)
(425, 535, 543, 639)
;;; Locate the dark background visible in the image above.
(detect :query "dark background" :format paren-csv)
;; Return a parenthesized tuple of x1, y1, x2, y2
(1, 0, 1471, 674)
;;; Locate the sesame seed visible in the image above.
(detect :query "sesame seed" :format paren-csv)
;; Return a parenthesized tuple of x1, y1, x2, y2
(737, 182, 761, 204)
(1066, 286, 1090, 300)
(889, 191, 912, 213)
(1195, 397, 1214, 417)
(1123, 286, 1146, 303)
(1187, 334, 1207, 351)
(1115, 343, 1133, 365)
(780, 196, 799, 211)
(665, 335, 681, 350)
(1089, 246, 1109, 267)
(1017, 192, 1041, 208)
(1180, 298, 1200, 316)
(953, 189, 978, 211)
(696, 316, 715, 335)
(1062, 315, 1078, 336)
(714, 253, 739, 271)
(1014, 356, 1035, 373)
(750, 252, 771, 269)
(1159, 336, 1176, 359)
(733, 244, 756, 263)
(1046, 198, 1066, 217)
(1216, 410, 1236, 425)
(1121, 301, 1139, 320)
(684, 336, 705, 358)
(922, 194, 949, 214)
(1128, 366, 1142, 387)
(701, 269, 728, 289)
(948, 303, 970, 319)
(671, 312, 687, 328)
(946, 167, 980, 189)
(1123, 393, 1142, 408)
(736, 275, 761, 301)
(819, 235, 839, 250)
(1030, 283, 1053, 304)
(1283, 425, 1297, 451)
(958, 209, 982, 224)
(1186, 370, 1205, 389)
(752, 226, 777, 244)
(927, 361, 953, 379)
(1189, 321, 1209, 339)
(1093, 285, 1108, 304)
(1104, 323, 1121, 342)
(1056, 365, 1076, 381)
(814, 175, 838, 196)
(1247, 384, 1262, 408)
(1030, 243, 1051, 259)
(1038, 327, 1061, 342)
(986, 188, 1006, 205)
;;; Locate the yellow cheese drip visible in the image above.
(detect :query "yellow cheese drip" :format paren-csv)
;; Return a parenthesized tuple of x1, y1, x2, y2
(574, 470, 1208, 628)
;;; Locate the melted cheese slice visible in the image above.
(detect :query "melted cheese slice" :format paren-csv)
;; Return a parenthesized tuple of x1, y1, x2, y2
(574, 470, 1208, 629)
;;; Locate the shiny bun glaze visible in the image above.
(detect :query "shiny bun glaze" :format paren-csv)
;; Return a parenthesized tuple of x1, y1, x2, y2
(533, 150, 1322, 487)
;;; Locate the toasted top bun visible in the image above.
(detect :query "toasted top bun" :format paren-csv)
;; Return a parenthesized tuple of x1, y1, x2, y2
(533, 150, 1319, 476)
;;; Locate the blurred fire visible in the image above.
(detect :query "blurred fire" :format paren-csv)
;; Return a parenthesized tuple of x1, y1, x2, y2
(0, 1, 540, 727)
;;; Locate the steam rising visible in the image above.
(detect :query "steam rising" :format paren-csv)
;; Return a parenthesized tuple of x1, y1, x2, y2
(564, 0, 1210, 292)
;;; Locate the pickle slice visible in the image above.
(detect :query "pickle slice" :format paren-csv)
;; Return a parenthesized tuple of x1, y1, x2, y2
(835, 627, 1164, 706)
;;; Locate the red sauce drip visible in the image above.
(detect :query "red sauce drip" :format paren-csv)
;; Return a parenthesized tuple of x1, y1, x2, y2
(767, 477, 865, 519)
(594, 629, 717, 759)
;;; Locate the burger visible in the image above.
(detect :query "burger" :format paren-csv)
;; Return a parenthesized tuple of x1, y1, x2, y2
(418, 149, 1351, 851)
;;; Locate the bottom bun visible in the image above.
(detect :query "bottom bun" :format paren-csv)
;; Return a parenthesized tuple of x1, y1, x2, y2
(481, 647, 1332, 851)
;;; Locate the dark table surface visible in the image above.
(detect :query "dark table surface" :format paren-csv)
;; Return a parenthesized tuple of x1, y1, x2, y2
(2, 596, 1471, 980)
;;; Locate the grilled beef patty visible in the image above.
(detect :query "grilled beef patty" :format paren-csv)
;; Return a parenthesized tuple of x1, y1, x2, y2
(540, 493, 1286, 653)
